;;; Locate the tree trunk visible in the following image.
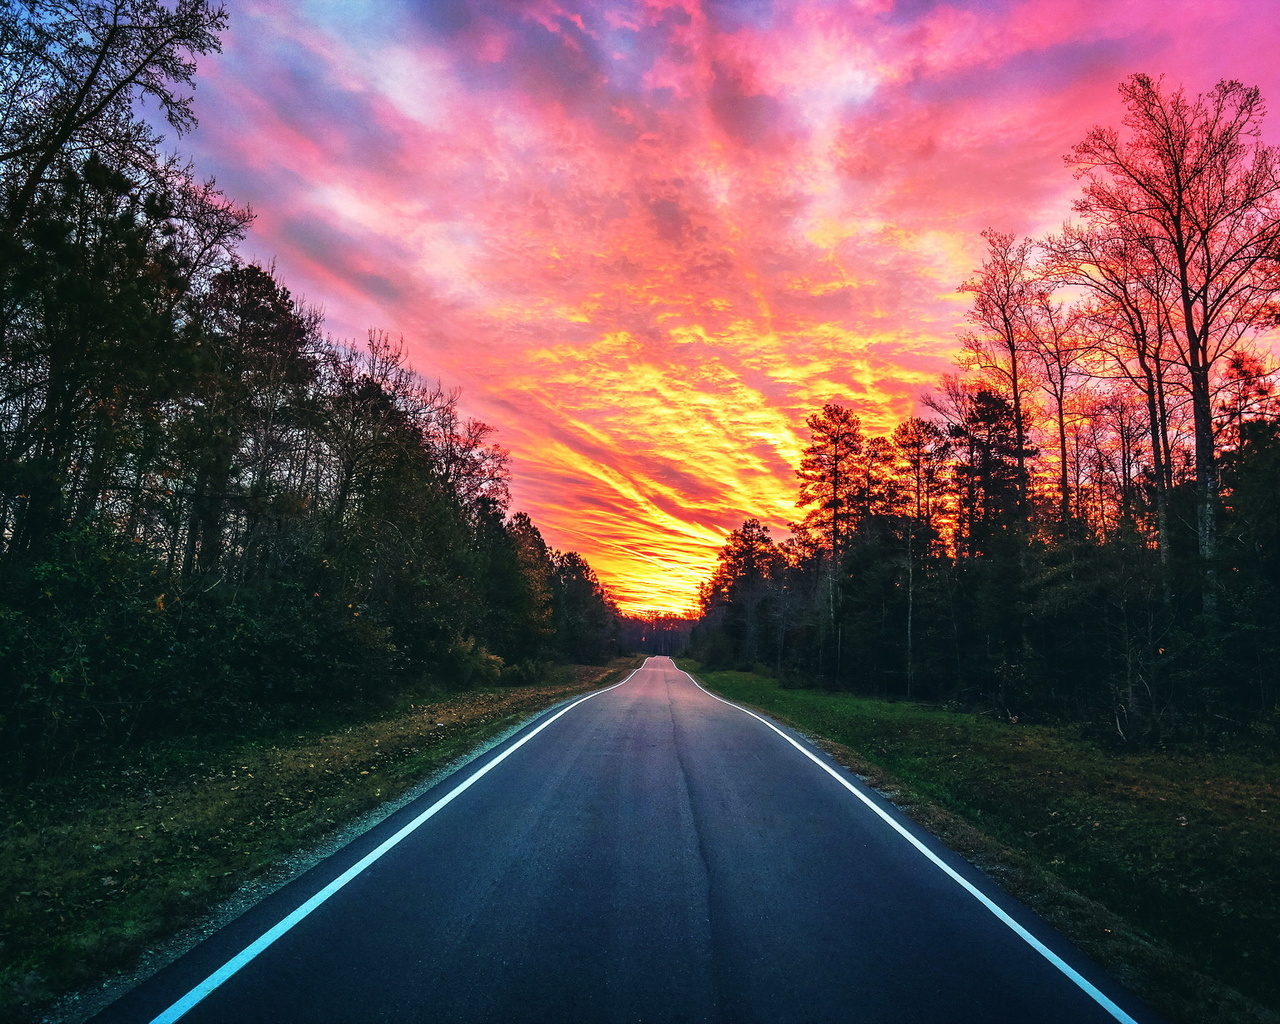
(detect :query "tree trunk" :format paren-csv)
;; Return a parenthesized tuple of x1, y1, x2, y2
(1189, 359, 1219, 617)
(1055, 392, 1070, 523)
(906, 524, 915, 699)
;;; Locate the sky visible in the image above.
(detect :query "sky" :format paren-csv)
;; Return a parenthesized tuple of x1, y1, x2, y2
(178, 0, 1280, 614)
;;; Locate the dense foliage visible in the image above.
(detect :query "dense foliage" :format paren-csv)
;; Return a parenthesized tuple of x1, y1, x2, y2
(692, 75, 1280, 744)
(0, 0, 618, 776)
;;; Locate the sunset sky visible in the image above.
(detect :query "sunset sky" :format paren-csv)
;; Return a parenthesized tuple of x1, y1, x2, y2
(180, 0, 1280, 614)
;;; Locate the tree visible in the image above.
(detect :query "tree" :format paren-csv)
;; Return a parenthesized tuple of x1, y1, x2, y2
(891, 417, 951, 537)
(502, 511, 557, 661)
(793, 404, 866, 681)
(1044, 223, 1185, 562)
(795, 404, 865, 562)
(1019, 287, 1088, 524)
(891, 417, 951, 694)
(1, 152, 217, 557)
(551, 550, 619, 664)
(959, 230, 1037, 514)
(1070, 74, 1280, 614)
(177, 263, 319, 576)
(699, 518, 782, 667)
(1221, 415, 1280, 603)
(943, 385, 1035, 559)
(1072, 385, 1151, 533)
(1, 0, 227, 236)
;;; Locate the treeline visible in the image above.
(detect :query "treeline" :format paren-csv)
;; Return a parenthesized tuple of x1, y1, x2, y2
(692, 74, 1280, 744)
(618, 614, 694, 656)
(0, 1, 617, 775)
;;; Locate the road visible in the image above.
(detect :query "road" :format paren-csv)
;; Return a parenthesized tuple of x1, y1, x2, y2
(91, 657, 1159, 1024)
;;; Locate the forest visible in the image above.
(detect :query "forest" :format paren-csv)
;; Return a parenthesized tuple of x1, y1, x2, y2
(692, 74, 1280, 745)
(0, 0, 619, 778)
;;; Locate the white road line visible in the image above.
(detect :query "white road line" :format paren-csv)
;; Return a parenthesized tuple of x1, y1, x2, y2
(679, 664, 1141, 1024)
(148, 668, 641, 1024)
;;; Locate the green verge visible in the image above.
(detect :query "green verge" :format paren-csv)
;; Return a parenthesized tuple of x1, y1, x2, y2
(681, 662, 1280, 1024)
(1, 657, 643, 1024)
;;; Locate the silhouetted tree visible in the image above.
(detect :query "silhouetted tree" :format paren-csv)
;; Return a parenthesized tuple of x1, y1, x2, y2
(960, 230, 1037, 515)
(1071, 74, 1280, 614)
(1, 0, 227, 235)
(698, 519, 782, 668)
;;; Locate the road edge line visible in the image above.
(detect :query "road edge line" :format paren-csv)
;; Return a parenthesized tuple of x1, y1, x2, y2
(147, 666, 643, 1024)
(679, 666, 1141, 1024)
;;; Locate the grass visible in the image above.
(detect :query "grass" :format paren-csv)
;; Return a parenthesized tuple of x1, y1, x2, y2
(0, 657, 642, 1024)
(681, 662, 1280, 1024)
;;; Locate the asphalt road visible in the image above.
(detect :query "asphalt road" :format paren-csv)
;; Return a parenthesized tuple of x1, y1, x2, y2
(91, 657, 1159, 1024)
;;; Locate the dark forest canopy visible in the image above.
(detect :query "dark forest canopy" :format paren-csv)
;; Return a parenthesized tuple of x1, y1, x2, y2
(692, 75, 1280, 745)
(0, 0, 618, 775)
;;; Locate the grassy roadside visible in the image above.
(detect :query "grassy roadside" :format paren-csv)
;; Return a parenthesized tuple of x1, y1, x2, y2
(1, 657, 642, 1024)
(681, 662, 1280, 1024)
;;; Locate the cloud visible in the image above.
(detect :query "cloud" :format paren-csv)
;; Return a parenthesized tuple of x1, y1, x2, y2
(181, 0, 1280, 613)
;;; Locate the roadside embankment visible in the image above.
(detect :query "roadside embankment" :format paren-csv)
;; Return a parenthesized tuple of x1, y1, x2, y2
(681, 662, 1279, 1024)
(1, 657, 642, 1024)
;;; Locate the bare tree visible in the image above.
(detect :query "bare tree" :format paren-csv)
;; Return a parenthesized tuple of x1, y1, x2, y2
(1018, 283, 1088, 524)
(1070, 74, 1280, 613)
(959, 229, 1038, 515)
(1043, 222, 1184, 560)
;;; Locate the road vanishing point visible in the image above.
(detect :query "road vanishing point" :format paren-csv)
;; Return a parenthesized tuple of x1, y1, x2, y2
(90, 657, 1160, 1024)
